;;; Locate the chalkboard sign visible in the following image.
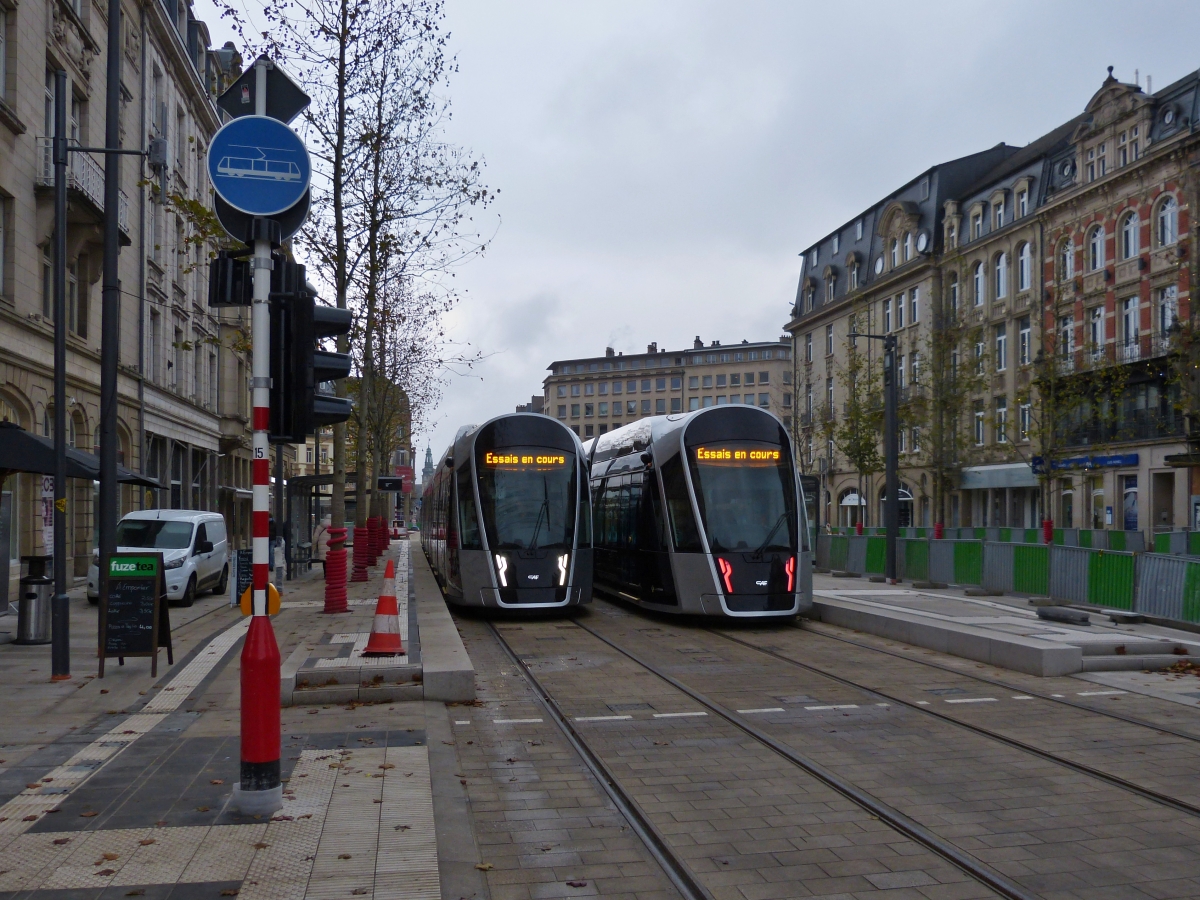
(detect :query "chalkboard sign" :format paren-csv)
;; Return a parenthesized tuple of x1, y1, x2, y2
(99, 552, 173, 678)
(233, 548, 253, 607)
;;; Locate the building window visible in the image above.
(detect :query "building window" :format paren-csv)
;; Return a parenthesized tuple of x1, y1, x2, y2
(1019, 401, 1031, 441)
(716, 374, 727, 388)
(671, 376, 681, 390)
(758, 393, 769, 408)
(598, 382, 608, 395)
(731, 373, 741, 386)
(1087, 306, 1103, 355)
(1017, 190, 1028, 217)
(656, 399, 666, 414)
(584, 382, 594, 396)
(42, 247, 52, 318)
(948, 222, 957, 248)
(688, 375, 698, 390)
(641, 379, 651, 392)
(1097, 142, 1106, 178)
(570, 403, 579, 418)
(890, 239, 898, 268)
(1118, 131, 1128, 167)
(826, 377, 833, 410)
(642, 399, 652, 414)
(1157, 195, 1178, 247)
(1059, 238, 1074, 281)
(585, 424, 594, 437)
(626, 400, 636, 415)
(805, 333, 812, 362)
(895, 294, 904, 329)
(1121, 297, 1139, 349)
(556, 385, 566, 398)
(919, 177, 930, 200)
(1159, 285, 1179, 334)
(995, 397, 1008, 443)
(1131, 125, 1140, 161)
(994, 252, 1007, 299)
(826, 275, 835, 302)
(744, 372, 755, 385)
(897, 354, 905, 389)
(598, 402, 608, 416)
(1087, 226, 1104, 271)
(972, 262, 984, 306)
(995, 324, 1007, 371)
(67, 261, 84, 337)
(1120, 211, 1139, 259)
(832, 234, 839, 254)
(557, 405, 566, 419)
(825, 324, 833, 356)
(948, 274, 958, 315)
(655, 377, 666, 391)
(910, 351, 920, 384)
(1017, 242, 1031, 291)
(909, 287, 918, 324)
(994, 201, 1004, 230)
(1019, 316, 1031, 365)
(1059, 315, 1075, 357)
(759, 371, 769, 385)
(850, 263, 859, 290)
(883, 299, 892, 332)
(701, 375, 712, 389)
(903, 232, 912, 262)
(570, 383, 580, 397)
(974, 402, 985, 445)
(972, 213, 982, 240)
(856, 219, 863, 240)
(1086, 146, 1096, 182)
(688, 397, 699, 411)
(974, 339, 985, 375)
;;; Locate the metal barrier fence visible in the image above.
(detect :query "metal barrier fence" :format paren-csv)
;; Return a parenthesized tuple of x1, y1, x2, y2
(1048, 545, 1090, 605)
(982, 542, 1013, 593)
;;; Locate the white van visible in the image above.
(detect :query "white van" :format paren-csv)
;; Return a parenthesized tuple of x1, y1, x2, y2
(88, 510, 229, 607)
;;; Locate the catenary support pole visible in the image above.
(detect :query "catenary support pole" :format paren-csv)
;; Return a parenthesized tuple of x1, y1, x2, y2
(236, 57, 282, 816)
(883, 335, 899, 583)
(51, 70, 69, 681)
(96, 0, 122, 652)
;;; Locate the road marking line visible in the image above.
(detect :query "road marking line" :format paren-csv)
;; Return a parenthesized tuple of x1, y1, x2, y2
(875, 703, 890, 707)
(1012, 695, 1034, 700)
(652, 712, 707, 718)
(1078, 690, 1127, 696)
(492, 718, 542, 724)
(736, 708, 785, 714)
(804, 704, 858, 710)
(0, 616, 249, 837)
(945, 698, 998, 704)
(454, 721, 470, 725)
(916, 701, 930, 705)
(1051, 693, 1065, 697)
(575, 715, 633, 721)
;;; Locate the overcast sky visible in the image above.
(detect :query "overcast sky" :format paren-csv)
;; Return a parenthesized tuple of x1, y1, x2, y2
(194, 0, 1200, 466)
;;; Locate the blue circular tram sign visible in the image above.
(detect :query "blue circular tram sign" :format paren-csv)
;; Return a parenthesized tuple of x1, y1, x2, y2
(207, 115, 311, 217)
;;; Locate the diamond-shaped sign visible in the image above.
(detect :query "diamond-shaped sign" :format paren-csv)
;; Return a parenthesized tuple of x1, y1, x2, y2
(217, 55, 310, 124)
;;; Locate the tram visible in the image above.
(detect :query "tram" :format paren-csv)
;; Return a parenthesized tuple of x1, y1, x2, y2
(584, 405, 811, 618)
(421, 413, 593, 608)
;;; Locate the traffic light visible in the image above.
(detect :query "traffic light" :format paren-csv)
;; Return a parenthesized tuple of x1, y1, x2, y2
(268, 260, 353, 442)
(208, 250, 253, 307)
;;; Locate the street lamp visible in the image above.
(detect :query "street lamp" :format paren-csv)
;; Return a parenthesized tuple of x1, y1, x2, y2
(849, 330, 899, 583)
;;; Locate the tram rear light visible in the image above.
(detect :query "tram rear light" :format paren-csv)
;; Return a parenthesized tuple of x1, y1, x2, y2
(495, 554, 508, 587)
(557, 554, 569, 586)
(717, 557, 734, 593)
(786, 556, 796, 592)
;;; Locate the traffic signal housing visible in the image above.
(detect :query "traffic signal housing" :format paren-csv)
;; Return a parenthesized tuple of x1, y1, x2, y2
(268, 260, 353, 443)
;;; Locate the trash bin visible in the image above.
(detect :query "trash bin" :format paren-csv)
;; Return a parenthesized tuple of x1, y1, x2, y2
(17, 555, 53, 645)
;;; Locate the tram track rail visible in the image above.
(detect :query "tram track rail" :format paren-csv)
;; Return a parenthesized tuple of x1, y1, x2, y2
(706, 627, 1200, 821)
(487, 616, 1034, 900)
(792, 618, 1200, 743)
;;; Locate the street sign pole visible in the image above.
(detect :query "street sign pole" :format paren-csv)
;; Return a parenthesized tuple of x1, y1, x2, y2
(237, 57, 283, 816)
(883, 335, 899, 584)
(51, 69, 69, 681)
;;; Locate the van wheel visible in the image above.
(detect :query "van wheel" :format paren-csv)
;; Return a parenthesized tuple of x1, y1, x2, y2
(178, 576, 196, 608)
(213, 565, 229, 595)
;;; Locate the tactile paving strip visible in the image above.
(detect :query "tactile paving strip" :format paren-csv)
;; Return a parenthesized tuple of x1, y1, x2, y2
(314, 628, 410, 668)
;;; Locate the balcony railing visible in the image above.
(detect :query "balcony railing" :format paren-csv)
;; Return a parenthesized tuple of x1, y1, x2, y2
(1051, 332, 1174, 376)
(1061, 407, 1184, 448)
(37, 137, 129, 234)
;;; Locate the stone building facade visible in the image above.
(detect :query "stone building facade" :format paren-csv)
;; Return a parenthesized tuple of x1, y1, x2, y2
(0, 0, 248, 600)
(545, 336, 794, 440)
(787, 69, 1200, 537)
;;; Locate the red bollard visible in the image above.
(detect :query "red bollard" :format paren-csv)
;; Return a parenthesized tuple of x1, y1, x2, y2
(855, 520, 863, 535)
(351, 525, 370, 581)
(1042, 518, 1054, 544)
(934, 521, 944, 539)
(237, 615, 281, 811)
(323, 526, 348, 613)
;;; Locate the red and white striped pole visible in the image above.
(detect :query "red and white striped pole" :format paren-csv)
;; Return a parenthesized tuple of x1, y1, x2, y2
(235, 57, 282, 816)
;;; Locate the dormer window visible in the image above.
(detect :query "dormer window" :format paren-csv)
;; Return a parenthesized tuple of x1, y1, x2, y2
(972, 213, 982, 240)
(1087, 147, 1096, 182)
(1118, 131, 1128, 167)
(1098, 143, 1106, 178)
(1017, 190, 1028, 217)
(850, 264, 859, 290)
(826, 275, 836, 302)
(832, 234, 840, 254)
(948, 223, 957, 248)
(890, 239, 898, 268)
(809, 249, 817, 269)
(903, 232, 912, 262)
(994, 203, 1004, 230)
(1131, 125, 1139, 161)
(856, 220, 863, 241)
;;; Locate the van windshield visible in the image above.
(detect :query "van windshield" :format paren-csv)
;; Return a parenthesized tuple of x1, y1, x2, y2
(115, 520, 194, 550)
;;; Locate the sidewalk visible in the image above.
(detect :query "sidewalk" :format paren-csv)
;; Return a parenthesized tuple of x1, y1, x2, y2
(0, 539, 476, 900)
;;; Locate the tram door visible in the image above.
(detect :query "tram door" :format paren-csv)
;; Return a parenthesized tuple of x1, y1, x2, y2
(636, 471, 677, 605)
(800, 475, 819, 545)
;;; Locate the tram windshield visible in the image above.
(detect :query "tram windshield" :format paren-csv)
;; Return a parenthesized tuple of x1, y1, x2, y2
(688, 440, 796, 554)
(476, 445, 578, 551)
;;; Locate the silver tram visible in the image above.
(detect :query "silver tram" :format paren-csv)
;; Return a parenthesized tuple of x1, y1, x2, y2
(420, 413, 593, 608)
(584, 405, 812, 618)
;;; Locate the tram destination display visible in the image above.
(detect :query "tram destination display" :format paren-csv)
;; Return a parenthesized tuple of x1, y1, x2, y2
(694, 445, 782, 465)
(99, 552, 174, 677)
(483, 450, 567, 467)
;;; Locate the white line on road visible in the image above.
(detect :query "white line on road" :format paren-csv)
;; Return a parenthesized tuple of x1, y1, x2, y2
(1012, 695, 1034, 700)
(575, 715, 633, 721)
(454, 721, 470, 725)
(492, 718, 543, 724)
(944, 698, 998, 704)
(652, 712, 708, 718)
(736, 708, 785, 714)
(916, 701, 930, 705)
(805, 704, 858, 710)
(1078, 690, 1128, 696)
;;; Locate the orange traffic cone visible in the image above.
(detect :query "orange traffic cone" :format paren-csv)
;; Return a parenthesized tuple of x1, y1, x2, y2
(363, 558, 404, 655)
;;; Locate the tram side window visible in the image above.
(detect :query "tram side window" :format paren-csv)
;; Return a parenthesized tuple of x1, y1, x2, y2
(456, 467, 482, 549)
(661, 455, 703, 551)
(577, 470, 592, 546)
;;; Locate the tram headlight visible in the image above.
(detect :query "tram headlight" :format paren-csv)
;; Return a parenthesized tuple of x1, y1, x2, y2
(557, 553, 569, 586)
(495, 554, 508, 587)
